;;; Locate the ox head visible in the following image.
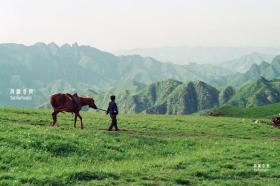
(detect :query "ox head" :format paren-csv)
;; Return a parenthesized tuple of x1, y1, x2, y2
(89, 98, 98, 109)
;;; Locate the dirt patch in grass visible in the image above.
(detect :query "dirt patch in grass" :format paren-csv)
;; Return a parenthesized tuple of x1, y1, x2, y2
(67, 171, 119, 183)
(175, 178, 192, 185)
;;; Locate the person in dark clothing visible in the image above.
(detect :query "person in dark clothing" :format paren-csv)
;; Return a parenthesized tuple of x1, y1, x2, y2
(106, 95, 119, 131)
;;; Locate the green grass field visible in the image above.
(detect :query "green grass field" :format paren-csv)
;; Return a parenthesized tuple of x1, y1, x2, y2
(1, 108, 280, 185)
(208, 103, 280, 119)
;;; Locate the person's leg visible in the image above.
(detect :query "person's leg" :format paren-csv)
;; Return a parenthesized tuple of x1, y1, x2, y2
(108, 115, 114, 131)
(114, 116, 119, 131)
(111, 115, 117, 130)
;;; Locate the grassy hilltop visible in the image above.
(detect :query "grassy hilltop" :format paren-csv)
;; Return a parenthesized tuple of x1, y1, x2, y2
(1, 108, 280, 185)
(209, 103, 280, 119)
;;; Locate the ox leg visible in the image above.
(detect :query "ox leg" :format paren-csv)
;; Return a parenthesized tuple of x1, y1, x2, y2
(52, 111, 59, 126)
(74, 113, 77, 128)
(77, 113, 83, 129)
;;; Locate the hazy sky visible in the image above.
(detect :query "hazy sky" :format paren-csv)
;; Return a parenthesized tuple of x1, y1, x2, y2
(0, 0, 280, 51)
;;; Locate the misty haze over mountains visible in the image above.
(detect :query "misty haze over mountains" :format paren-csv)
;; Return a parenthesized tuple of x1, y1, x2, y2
(118, 47, 280, 66)
(1, 42, 280, 114)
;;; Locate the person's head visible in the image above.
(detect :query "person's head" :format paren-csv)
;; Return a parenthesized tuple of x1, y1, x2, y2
(110, 95, 116, 101)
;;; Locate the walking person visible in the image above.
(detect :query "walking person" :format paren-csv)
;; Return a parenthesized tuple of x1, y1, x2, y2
(106, 95, 119, 131)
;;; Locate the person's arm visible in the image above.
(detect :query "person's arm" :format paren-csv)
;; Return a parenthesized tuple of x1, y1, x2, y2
(115, 103, 118, 115)
(106, 103, 110, 115)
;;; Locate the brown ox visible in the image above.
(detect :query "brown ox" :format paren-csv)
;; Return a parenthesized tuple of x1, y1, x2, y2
(50, 93, 97, 129)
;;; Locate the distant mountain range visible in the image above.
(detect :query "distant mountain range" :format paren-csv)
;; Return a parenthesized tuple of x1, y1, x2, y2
(88, 77, 280, 114)
(220, 52, 274, 73)
(107, 79, 219, 114)
(0, 43, 230, 106)
(2, 42, 280, 114)
(118, 46, 280, 65)
(226, 55, 280, 86)
(226, 77, 280, 107)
